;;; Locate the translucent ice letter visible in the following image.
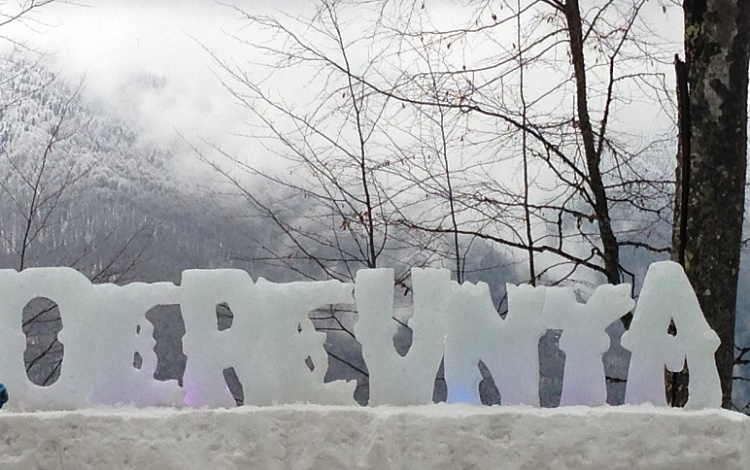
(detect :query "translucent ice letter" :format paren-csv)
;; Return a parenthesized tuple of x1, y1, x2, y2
(239, 277, 356, 405)
(543, 284, 634, 406)
(181, 269, 262, 408)
(91, 282, 184, 406)
(442, 282, 547, 405)
(0, 268, 97, 410)
(0, 270, 29, 406)
(622, 261, 721, 409)
(485, 284, 547, 405)
(354, 268, 448, 406)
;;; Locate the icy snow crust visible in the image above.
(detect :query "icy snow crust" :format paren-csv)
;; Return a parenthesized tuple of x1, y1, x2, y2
(0, 405, 748, 470)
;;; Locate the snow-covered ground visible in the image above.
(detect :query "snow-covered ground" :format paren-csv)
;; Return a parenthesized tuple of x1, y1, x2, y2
(1, 405, 748, 469)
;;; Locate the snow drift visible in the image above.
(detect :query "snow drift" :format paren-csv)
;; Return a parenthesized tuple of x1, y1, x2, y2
(1, 405, 748, 470)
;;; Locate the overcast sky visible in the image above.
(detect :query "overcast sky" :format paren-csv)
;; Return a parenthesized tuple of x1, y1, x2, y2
(3, 0, 684, 182)
(6, 0, 284, 171)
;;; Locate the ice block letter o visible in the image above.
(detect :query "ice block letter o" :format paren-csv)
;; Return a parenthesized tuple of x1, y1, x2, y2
(0, 267, 97, 409)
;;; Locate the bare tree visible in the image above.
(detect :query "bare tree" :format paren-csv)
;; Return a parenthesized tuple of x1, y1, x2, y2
(206, 0, 684, 405)
(0, 81, 92, 270)
(196, 2, 451, 402)
(0, 1, 59, 32)
(201, 1, 442, 286)
(374, 0, 676, 291)
(254, 1, 673, 287)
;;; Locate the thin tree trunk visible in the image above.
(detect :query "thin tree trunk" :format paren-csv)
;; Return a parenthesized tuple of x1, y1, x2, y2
(668, 54, 691, 407)
(518, 0, 536, 286)
(672, 55, 691, 268)
(563, 0, 621, 286)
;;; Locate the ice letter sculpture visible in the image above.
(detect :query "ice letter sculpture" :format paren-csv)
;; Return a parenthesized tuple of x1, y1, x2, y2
(181, 270, 356, 407)
(0, 268, 97, 409)
(181, 269, 260, 407)
(0, 268, 183, 409)
(622, 261, 721, 409)
(240, 277, 356, 405)
(91, 282, 183, 406)
(543, 284, 635, 406)
(0, 262, 724, 410)
(443, 281, 546, 405)
(355, 268, 448, 405)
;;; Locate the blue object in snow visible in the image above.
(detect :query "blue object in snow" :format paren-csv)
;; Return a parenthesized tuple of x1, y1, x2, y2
(0, 383, 7, 409)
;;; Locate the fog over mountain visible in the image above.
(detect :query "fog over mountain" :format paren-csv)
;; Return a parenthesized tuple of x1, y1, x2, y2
(0, 53, 244, 282)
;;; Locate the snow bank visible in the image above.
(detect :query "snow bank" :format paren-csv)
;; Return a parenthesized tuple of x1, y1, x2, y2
(1, 405, 748, 469)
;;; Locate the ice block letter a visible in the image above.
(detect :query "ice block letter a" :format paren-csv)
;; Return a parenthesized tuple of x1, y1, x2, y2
(622, 261, 721, 409)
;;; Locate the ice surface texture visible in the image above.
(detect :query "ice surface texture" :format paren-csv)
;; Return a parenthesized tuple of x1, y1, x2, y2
(0, 261, 722, 410)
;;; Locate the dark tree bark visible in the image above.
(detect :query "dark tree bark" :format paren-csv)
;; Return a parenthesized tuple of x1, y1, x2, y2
(672, 55, 691, 268)
(673, 0, 750, 409)
(668, 54, 692, 407)
(563, 0, 622, 287)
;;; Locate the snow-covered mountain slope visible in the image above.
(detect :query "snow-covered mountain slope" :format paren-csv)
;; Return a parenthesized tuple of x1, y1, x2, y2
(0, 52, 243, 282)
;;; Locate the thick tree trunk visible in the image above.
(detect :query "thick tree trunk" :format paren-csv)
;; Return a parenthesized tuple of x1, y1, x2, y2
(674, 0, 750, 409)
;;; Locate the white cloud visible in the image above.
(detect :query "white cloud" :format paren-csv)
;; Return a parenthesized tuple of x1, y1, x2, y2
(5, 1, 285, 175)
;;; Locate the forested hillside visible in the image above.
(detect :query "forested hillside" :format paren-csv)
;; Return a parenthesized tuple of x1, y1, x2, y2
(0, 53, 258, 283)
